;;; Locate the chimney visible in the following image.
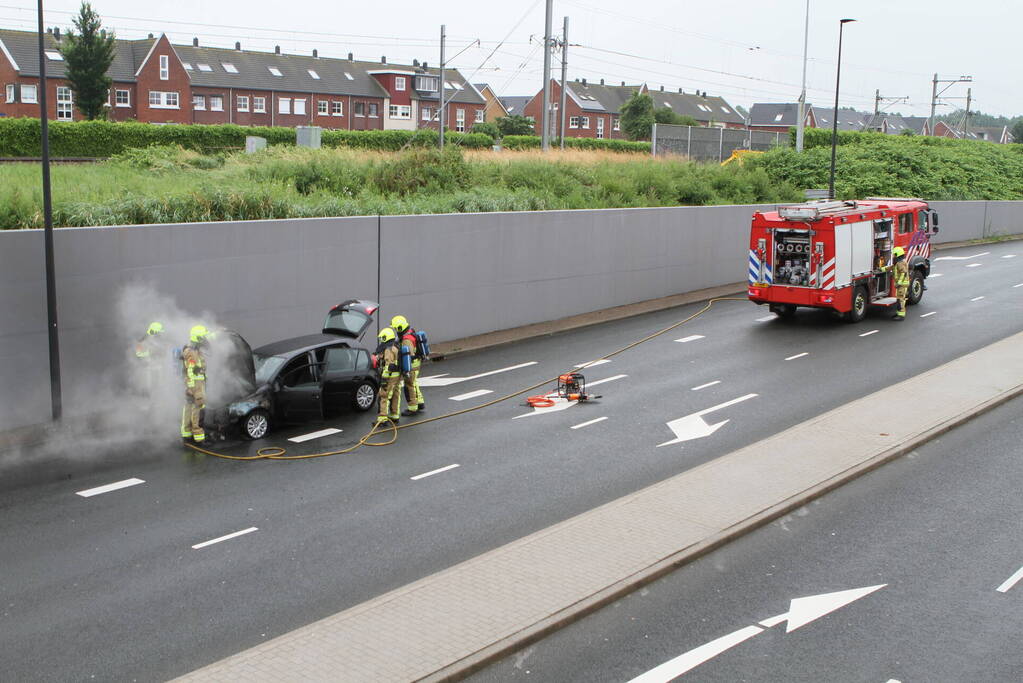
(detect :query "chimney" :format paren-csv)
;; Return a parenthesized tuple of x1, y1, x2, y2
(621, 81, 625, 86)
(381, 55, 387, 63)
(678, 88, 683, 93)
(312, 49, 318, 58)
(581, 77, 586, 85)
(600, 78, 604, 85)
(659, 85, 664, 91)
(235, 41, 241, 51)
(702, 91, 707, 97)
(413, 59, 419, 67)
(53, 27, 60, 40)
(348, 52, 353, 61)
(192, 37, 198, 47)
(46, 27, 52, 34)
(422, 61, 428, 70)
(275, 45, 281, 55)
(148, 33, 154, 39)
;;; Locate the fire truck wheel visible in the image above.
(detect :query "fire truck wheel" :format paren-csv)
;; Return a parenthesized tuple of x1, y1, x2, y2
(769, 304, 796, 318)
(845, 286, 868, 323)
(908, 271, 925, 305)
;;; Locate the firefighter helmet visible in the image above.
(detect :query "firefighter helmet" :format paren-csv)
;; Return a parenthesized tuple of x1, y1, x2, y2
(390, 315, 409, 334)
(147, 321, 164, 336)
(893, 246, 906, 258)
(378, 327, 396, 343)
(189, 325, 210, 343)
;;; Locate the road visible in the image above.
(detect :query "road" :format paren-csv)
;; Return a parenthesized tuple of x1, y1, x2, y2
(470, 393, 1023, 683)
(0, 241, 1020, 680)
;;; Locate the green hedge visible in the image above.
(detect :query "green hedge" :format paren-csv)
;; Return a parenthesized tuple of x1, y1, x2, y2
(0, 118, 494, 157)
(500, 135, 649, 153)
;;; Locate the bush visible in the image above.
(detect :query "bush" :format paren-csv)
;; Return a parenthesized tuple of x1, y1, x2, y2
(500, 135, 649, 154)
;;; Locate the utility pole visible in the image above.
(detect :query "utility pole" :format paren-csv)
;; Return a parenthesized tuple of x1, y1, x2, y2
(559, 16, 568, 149)
(929, 73, 972, 136)
(868, 90, 908, 130)
(963, 87, 972, 138)
(439, 24, 446, 149)
(795, 0, 809, 152)
(540, 0, 553, 150)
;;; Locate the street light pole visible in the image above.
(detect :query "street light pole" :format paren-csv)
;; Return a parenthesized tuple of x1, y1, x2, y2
(795, 0, 809, 153)
(37, 0, 61, 420)
(828, 18, 855, 200)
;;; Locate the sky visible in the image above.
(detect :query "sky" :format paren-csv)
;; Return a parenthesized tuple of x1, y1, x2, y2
(2, 0, 1019, 120)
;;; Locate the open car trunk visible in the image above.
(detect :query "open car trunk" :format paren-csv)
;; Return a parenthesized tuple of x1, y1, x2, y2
(323, 299, 378, 340)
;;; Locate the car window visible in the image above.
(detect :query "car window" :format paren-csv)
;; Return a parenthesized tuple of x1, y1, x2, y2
(279, 353, 315, 387)
(254, 353, 287, 384)
(899, 213, 913, 234)
(918, 210, 929, 231)
(356, 349, 371, 370)
(325, 346, 357, 373)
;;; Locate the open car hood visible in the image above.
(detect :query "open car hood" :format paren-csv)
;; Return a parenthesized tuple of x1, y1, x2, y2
(204, 328, 258, 407)
(323, 299, 378, 340)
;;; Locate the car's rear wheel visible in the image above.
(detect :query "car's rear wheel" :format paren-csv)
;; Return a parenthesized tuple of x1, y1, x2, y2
(243, 408, 270, 440)
(352, 382, 377, 412)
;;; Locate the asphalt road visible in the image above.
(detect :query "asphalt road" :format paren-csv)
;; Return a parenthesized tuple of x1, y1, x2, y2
(1, 240, 1020, 681)
(470, 392, 1023, 683)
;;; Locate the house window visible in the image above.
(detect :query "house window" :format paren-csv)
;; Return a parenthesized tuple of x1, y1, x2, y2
(222, 63, 238, 74)
(389, 104, 411, 119)
(308, 69, 320, 80)
(159, 55, 169, 80)
(415, 76, 438, 91)
(4, 84, 13, 103)
(21, 84, 37, 104)
(56, 86, 73, 120)
(294, 99, 306, 116)
(344, 72, 354, 80)
(331, 101, 343, 116)
(613, 117, 620, 131)
(114, 89, 129, 107)
(197, 64, 213, 72)
(475, 109, 484, 123)
(580, 116, 589, 129)
(395, 76, 406, 91)
(596, 118, 605, 139)
(368, 103, 378, 117)
(774, 113, 784, 122)
(278, 97, 291, 115)
(354, 102, 365, 117)
(421, 106, 432, 121)
(253, 97, 266, 113)
(192, 95, 206, 110)
(237, 95, 249, 112)
(569, 116, 580, 129)
(455, 108, 465, 132)
(44, 50, 63, 61)
(268, 66, 282, 77)
(182, 63, 193, 71)
(317, 100, 328, 115)
(210, 95, 223, 112)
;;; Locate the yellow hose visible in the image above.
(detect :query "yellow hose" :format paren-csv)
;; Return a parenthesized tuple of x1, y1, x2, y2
(186, 297, 748, 461)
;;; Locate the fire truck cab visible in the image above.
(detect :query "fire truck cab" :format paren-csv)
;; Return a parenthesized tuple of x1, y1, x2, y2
(748, 198, 939, 322)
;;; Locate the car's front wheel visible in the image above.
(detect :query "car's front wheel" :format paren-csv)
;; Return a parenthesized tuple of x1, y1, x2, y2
(242, 408, 270, 440)
(352, 381, 377, 412)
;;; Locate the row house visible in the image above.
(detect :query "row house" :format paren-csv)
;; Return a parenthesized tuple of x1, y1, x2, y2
(523, 79, 642, 140)
(647, 86, 746, 129)
(0, 28, 485, 132)
(473, 83, 508, 123)
(747, 102, 817, 134)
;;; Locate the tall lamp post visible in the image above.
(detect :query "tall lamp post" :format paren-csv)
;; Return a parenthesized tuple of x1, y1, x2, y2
(828, 18, 855, 200)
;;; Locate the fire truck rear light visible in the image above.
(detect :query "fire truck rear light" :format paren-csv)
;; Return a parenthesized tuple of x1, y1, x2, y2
(817, 294, 834, 304)
(748, 288, 760, 297)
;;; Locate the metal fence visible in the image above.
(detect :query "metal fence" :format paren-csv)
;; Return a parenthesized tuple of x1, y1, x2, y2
(651, 124, 789, 162)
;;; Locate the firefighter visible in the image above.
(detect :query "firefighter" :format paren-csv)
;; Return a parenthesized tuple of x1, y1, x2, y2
(373, 327, 402, 426)
(891, 246, 910, 321)
(181, 325, 210, 444)
(391, 314, 426, 415)
(134, 321, 166, 399)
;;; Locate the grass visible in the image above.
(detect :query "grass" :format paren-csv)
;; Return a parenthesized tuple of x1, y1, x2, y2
(0, 145, 803, 229)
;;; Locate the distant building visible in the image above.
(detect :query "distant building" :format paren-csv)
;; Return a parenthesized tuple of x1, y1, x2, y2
(647, 86, 745, 129)
(748, 102, 816, 133)
(473, 83, 508, 123)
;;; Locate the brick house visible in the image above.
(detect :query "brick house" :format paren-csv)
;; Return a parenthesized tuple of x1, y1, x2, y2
(473, 83, 508, 123)
(748, 102, 817, 133)
(0, 27, 484, 131)
(647, 86, 746, 129)
(523, 78, 643, 140)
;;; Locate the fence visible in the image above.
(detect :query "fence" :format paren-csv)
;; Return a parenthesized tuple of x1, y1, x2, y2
(651, 123, 788, 162)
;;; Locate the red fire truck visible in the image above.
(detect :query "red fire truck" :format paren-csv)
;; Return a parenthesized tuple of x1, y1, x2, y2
(748, 198, 940, 321)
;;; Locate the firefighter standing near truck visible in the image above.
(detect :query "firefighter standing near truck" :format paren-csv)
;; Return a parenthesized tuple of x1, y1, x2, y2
(180, 325, 210, 444)
(391, 314, 426, 415)
(374, 327, 403, 426)
(891, 246, 910, 321)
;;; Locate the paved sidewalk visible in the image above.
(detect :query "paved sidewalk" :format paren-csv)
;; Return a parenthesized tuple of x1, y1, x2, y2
(177, 331, 1023, 682)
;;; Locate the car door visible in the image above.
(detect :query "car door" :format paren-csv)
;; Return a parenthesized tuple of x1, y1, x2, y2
(272, 351, 324, 423)
(320, 345, 375, 414)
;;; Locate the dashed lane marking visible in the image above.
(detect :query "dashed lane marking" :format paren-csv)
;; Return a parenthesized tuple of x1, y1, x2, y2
(586, 374, 629, 387)
(920, 312, 937, 318)
(288, 427, 342, 443)
(691, 380, 721, 391)
(575, 359, 611, 368)
(410, 464, 460, 480)
(971, 296, 985, 302)
(966, 263, 983, 268)
(449, 389, 493, 401)
(930, 273, 944, 278)
(1014, 283, 1023, 288)
(1003, 254, 1016, 259)
(76, 478, 145, 498)
(785, 352, 809, 361)
(192, 527, 258, 550)
(755, 315, 776, 322)
(996, 566, 1023, 593)
(571, 417, 608, 430)
(675, 335, 705, 343)
(859, 330, 879, 337)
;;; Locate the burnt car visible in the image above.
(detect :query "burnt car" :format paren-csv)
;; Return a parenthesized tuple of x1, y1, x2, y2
(206, 300, 380, 440)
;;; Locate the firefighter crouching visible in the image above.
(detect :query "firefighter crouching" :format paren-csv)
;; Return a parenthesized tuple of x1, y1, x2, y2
(391, 314, 428, 416)
(374, 327, 402, 426)
(181, 325, 210, 444)
(891, 247, 910, 321)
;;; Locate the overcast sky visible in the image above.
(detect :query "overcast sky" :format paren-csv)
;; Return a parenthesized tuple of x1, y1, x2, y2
(3, 1, 1018, 119)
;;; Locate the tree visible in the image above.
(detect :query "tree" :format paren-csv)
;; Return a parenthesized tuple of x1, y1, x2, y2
(1012, 120, 1023, 144)
(471, 121, 501, 141)
(495, 115, 536, 136)
(620, 92, 655, 141)
(58, 2, 116, 120)
(653, 107, 699, 127)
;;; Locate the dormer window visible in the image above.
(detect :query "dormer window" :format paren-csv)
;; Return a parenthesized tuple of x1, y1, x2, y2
(344, 72, 354, 80)
(308, 69, 320, 79)
(45, 50, 63, 61)
(182, 63, 193, 70)
(197, 63, 213, 72)
(268, 66, 283, 77)
(222, 63, 238, 74)
(415, 76, 438, 91)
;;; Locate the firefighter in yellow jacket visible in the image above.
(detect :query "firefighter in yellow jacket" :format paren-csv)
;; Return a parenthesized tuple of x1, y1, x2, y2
(374, 327, 402, 426)
(891, 246, 910, 321)
(181, 325, 210, 444)
(391, 314, 426, 415)
(134, 321, 165, 399)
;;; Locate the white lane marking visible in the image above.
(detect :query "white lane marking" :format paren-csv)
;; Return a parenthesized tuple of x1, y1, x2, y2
(920, 311, 937, 318)
(996, 566, 1023, 593)
(571, 416, 608, 430)
(76, 478, 145, 498)
(755, 315, 776, 322)
(575, 359, 611, 368)
(410, 463, 460, 481)
(966, 263, 983, 268)
(758, 613, 787, 628)
(419, 361, 538, 387)
(930, 273, 944, 278)
(971, 296, 985, 302)
(449, 389, 493, 401)
(859, 329, 879, 337)
(934, 251, 989, 261)
(587, 374, 628, 388)
(785, 352, 808, 361)
(513, 375, 628, 419)
(192, 527, 258, 550)
(691, 380, 721, 391)
(288, 427, 342, 443)
(1014, 283, 1023, 288)
(657, 393, 759, 447)
(627, 625, 764, 683)
(1002, 254, 1016, 259)
(675, 335, 705, 343)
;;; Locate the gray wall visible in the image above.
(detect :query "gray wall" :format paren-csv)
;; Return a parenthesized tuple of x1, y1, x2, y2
(1, 201, 1016, 431)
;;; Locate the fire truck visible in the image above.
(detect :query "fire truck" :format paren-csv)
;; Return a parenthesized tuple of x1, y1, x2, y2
(748, 198, 940, 321)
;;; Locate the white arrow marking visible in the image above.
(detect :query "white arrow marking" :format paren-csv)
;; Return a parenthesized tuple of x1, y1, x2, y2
(934, 251, 989, 261)
(418, 361, 538, 387)
(513, 375, 627, 419)
(631, 584, 887, 681)
(656, 393, 758, 447)
(996, 566, 1023, 593)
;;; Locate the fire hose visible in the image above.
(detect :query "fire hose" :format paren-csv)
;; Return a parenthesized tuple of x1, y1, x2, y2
(186, 297, 747, 461)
